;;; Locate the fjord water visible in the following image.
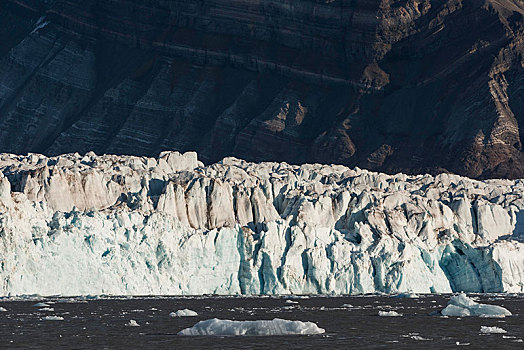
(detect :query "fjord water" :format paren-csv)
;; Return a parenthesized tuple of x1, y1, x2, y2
(1, 295, 523, 349)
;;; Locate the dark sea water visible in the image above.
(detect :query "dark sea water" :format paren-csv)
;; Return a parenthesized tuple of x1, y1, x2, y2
(0, 294, 523, 349)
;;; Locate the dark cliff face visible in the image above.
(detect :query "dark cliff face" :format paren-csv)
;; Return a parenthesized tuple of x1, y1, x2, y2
(0, 0, 524, 179)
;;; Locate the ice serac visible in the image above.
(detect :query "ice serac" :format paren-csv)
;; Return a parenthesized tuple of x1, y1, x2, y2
(0, 151, 524, 296)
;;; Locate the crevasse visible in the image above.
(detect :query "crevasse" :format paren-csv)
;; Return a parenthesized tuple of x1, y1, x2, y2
(0, 151, 523, 296)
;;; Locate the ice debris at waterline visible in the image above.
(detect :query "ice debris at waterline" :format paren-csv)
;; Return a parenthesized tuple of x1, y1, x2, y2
(170, 309, 198, 317)
(41, 316, 64, 321)
(393, 292, 419, 299)
(440, 293, 512, 317)
(177, 318, 325, 336)
(480, 326, 507, 334)
(378, 310, 402, 317)
(0, 151, 524, 295)
(33, 303, 50, 308)
(126, 320, 140, 327)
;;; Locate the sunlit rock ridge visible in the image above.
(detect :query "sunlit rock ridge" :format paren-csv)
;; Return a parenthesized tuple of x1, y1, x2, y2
(0, 151, 523, 296)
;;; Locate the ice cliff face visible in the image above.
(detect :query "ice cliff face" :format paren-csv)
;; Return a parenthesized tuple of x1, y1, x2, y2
(0, 151, 523, 296)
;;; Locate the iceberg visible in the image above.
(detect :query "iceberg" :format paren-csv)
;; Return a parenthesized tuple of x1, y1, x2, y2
(0, 151, 523, 295)
(440, 293, 512, 317)
(33, 303, 51, 307)
(177, 318, 325, 336)
(42, 316, 64, 321)
(378, 310, 402, 317)
(170, 309, 198, 317)
(38, 308, 55, 312)
(0, 307, 6, 312)
(480, 326, 507, 334)
(126, 320, 140, 327)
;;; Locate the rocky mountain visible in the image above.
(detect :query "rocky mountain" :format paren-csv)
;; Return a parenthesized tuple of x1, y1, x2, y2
(1, 0, 524, 179)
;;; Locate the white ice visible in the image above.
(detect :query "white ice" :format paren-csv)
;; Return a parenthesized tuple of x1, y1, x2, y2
(480, 326, 507, 334)
(42, 316, 64, 321)
(378, 310, 402, 317)
(126, 320, 140, 327)
(0, 307, 6, 312)
(0, 151, 523, 296)
(393, 292, 419, 299)
(177, 318, 325, 336)
(440, 293, 512, 317)
(170, 309, 198, 317)
(33, 302, 50, 307)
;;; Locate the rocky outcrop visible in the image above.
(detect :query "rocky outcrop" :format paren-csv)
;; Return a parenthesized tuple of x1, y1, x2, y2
(0, 151, 523, 295)
(0, 0, 524, 178)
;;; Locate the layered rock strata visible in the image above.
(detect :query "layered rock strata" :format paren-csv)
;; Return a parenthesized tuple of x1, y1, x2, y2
(1, 0, 524, 178)
(0, 151, 523, 295)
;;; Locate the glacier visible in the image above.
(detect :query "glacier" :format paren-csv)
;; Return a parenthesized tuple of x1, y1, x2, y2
(0, 151, 523, 296)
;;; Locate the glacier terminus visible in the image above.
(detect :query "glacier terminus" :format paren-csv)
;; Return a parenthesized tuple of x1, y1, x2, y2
(0, 151, 523, 296)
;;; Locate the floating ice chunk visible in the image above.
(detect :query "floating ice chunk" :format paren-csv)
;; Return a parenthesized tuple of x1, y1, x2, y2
(285, 300, 298, 304)
(393, 292, 419, 299)
(33, 302, 50, 307)
(0, 307, 7, 312)
(440, 293, 511, 317)
(410, 335, 432, 341)
(378, 310, 402, 317)
(170, 309, 198, 317)
(455, 342, 471, 346)
(126, 320, 140, 327)
(39, 308, 55, 312)
(480, 326, 507, 334)
(42, 316, 64, 321)
(178, 318, 325, 336)
(341, 304, 353, 308)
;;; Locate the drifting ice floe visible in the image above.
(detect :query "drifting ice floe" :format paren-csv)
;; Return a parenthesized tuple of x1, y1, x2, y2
(0, 307, 6, 312)
(440, 293, 512, 317)
(126, 320, 140, 327)
(33, 303, 50, 308)
(42, 316, 64, 321)
(393, 292, 419, 299)
(0, 151, 523, 295)
(170, 309, 198, 317)
(178, 318, 325, 336)
(480, 326, 507, 334)
(378, 310, 402, 317)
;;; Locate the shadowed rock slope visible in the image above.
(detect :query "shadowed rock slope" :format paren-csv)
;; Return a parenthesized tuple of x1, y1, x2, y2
(1, 0, 524, 179)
